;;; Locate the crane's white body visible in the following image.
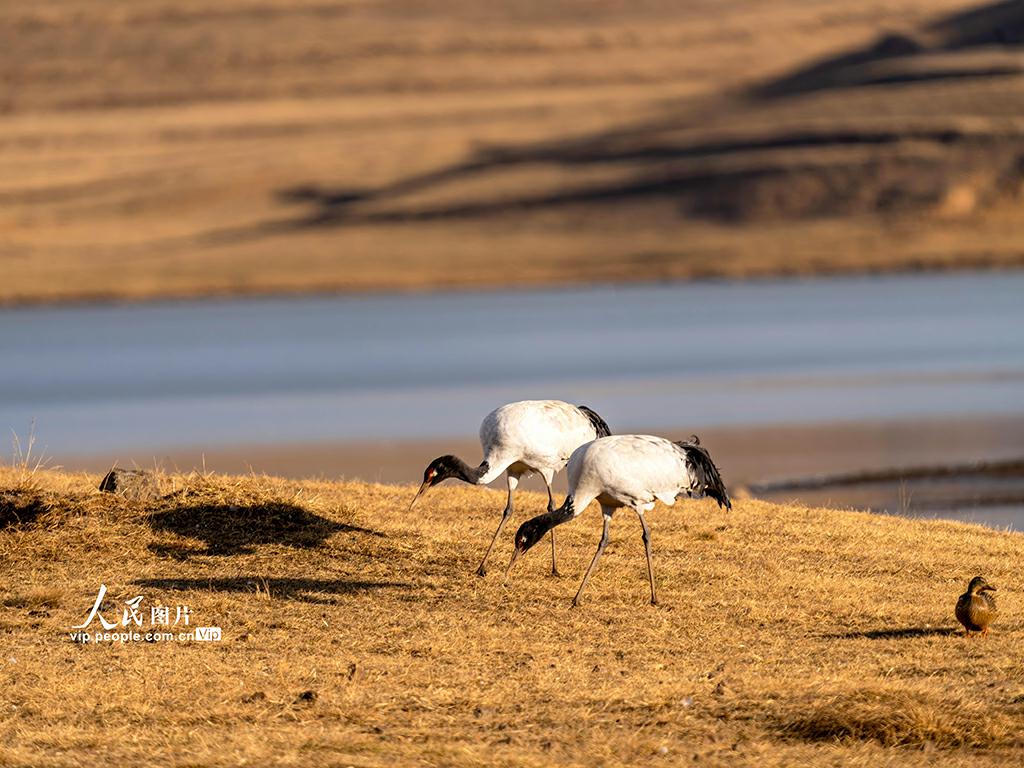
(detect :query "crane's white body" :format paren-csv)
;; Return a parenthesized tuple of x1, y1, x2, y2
(416, 399, 610, 577)
(508, 433, 730, 605)
(564, 434, 710, 516)
(477, 399, 604, 486)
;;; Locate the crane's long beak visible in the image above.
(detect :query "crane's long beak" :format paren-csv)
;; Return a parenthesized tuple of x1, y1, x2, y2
(503, 548, 520, 580)
(409, 481, 430, 511)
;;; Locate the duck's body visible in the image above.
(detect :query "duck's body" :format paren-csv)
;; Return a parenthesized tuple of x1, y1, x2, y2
(955, 576, 998, 636)
(411, 399, 611, 576)
(507, 434, 730, 606)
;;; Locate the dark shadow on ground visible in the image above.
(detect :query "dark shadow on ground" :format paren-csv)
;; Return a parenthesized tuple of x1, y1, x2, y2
(754, 0, 1024, 98)
(0, 489, 48, 528)
(210, 0, 1024, 244)
(828, 626, 959, 640)
(270, 135, 963, 229)
(134, 576, 410, 604)
(147, 501, 383, 556)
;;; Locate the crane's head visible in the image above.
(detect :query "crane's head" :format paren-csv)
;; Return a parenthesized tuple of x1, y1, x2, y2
(503, 509, 568, 578)
(967, 575, 996, 595)
(503, 516, 549, 578)
(515, 517, 551, 555)
(409, 455, 459, 510)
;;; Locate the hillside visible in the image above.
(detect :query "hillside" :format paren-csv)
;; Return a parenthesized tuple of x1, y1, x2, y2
(2, 466, 1023, 765)
(2, 0, 1024, 304)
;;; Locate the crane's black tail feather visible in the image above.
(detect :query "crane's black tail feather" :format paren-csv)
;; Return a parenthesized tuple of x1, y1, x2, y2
(576, 405, 612, 438)
(676, 439, 732, 510)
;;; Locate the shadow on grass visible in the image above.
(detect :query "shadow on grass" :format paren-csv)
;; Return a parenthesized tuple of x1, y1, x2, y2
(134, 576, 411, 604)
(0, 489, 48, 528)
(772, 685, 1014, 748)
(754, 0, 1024, 98)
(828, 626, 960, 640)
(147, 501, 383, 557)
(261, 1, 1024, 233)
(269, 127, 962, 230)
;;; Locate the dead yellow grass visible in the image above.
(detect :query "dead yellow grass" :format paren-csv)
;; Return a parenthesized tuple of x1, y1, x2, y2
(776, 687, 1018, 749)
(2, 465, 1023, 766)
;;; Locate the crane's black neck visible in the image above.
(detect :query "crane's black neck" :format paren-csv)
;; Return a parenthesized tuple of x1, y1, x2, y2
(515, 496, 577, 552)
(429, 455, 489, 485)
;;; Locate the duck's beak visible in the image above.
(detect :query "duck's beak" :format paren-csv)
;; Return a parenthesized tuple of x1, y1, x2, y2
(983, 584, 997, 592)
(409, 481, 430, 511)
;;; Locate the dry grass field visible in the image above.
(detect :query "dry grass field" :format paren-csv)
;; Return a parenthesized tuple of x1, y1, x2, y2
(3, 0, 1024, 304)
(2, 464, 1024, 766)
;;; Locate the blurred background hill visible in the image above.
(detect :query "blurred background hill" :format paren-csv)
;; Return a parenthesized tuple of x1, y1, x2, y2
(2, 0, 1023, 304)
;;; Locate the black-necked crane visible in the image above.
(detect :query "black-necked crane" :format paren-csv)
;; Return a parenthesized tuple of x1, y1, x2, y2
(409, 399, 612, 577)
(505, 434, 730, 606)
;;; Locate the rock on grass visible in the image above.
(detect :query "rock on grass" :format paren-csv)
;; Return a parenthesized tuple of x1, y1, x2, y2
(99, 468, 160, 501)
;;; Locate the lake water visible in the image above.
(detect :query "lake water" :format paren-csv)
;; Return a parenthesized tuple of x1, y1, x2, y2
(2, 272, 1023, 460)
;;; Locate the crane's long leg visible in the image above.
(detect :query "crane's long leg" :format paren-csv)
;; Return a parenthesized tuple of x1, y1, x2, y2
(636, 509, 657, 605)
(476, 473, 518, 577)
(540, 468, 560, 577)
(573, 507, 613, 607)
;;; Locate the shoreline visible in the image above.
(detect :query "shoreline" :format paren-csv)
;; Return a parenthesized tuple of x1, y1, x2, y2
(59, 413, 1024, 527)
(4, 261, 1024, 310)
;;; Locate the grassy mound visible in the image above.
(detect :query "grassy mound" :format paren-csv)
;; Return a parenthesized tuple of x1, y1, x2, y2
(1, 466, 1022, 766)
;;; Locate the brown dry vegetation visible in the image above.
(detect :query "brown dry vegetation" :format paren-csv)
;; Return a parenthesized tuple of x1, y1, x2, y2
(2, 465, 1024, 766)
(2, 0, 1024, 305)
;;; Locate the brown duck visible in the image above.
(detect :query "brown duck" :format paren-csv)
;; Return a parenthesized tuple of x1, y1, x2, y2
(955, 576, 998, 637)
